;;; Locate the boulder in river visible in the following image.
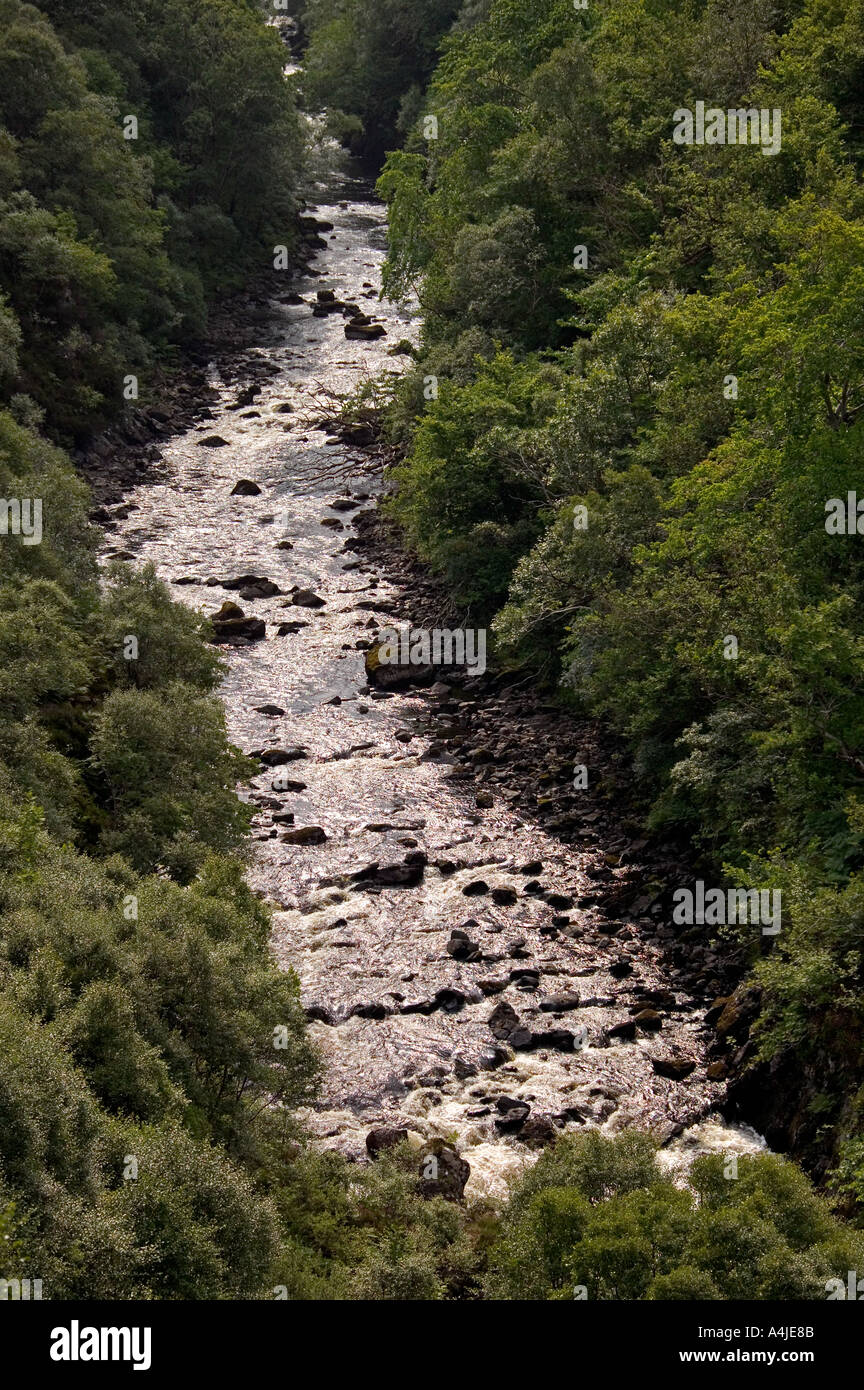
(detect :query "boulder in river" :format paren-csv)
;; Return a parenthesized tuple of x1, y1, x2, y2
(366, 1127, 409, 1158)
(607, 1020, 637, 1042)
(488, 1000, 521, 1041)
(238, 579, 281, 600)
(545, 892, 575, 911)
(519, 1115, 558, 1149)
(495, 1098, 531, 1132)
(299, 216, 333, 234)
(255, 747, 307, 766)
(539, 992, 581, 1013)
(462, 880, 489, 897)
(364, 640, 434, 689)
(351, 852, 426, 889)
(229, 385, 261, 410)
(446, 927, 481, 961)
(532, 1028, 575, 1052)
(291, 588, 326, 608)
(479, 1045, 511, 1070)
(510, 967, 540, 990)
(209, 602, 265, 644)
(609, 958, 634, 979)
(198, 435, 229, 447)
(222, 574, 272, 591)
(418, 1140, 470, 1202)
(435, 987, 467, 1014)
(305, 1004, 336, 1025)
(478, 977, 508, 996)
(231, 479, 262, 496)
(280, 826, 328, 845)
(651, 1055, 696, 1081)
(345, 320, 387, 340)
(401, 997, 438, 1016)
(634, 1008, 663, 1032)
(348, 1001, 391, 1020)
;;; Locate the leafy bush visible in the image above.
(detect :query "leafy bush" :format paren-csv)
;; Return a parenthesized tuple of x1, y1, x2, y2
(485, 1132, 864, 1300)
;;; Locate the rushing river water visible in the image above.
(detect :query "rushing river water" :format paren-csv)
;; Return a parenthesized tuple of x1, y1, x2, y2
(103, 146, 764, 1201)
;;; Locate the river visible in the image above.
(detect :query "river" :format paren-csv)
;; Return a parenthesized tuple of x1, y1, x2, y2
(102, 133, 764, 1201)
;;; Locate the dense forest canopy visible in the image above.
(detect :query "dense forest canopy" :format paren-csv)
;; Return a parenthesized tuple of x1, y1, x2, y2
(0, 0, 304, 440)
(378, 0, 864, 1182)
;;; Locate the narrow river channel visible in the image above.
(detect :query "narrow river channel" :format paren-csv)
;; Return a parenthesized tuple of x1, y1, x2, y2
(102, 140, 764, 1201)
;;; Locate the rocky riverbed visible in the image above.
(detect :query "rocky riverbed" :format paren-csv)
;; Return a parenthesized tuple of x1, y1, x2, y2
(98, 150, 765, 1202)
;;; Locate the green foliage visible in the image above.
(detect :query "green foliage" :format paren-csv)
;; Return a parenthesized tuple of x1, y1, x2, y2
(90, 683, 254, 879)
(386, 350, 560, 608)
(5, 0, 864, 1302)
(0, 400, 325, 1296)
(98, 562, 224, 692)
(0, 0, 305, 440)
(303, 0, 463, 163)
(381, 0, 864, 1173)
(485, 1132, 864, 1300)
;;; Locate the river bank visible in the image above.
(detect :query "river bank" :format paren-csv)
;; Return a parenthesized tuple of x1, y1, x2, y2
(79, 224, 329, 515)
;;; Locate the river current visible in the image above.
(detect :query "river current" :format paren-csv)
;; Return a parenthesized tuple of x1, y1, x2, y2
(103, 148, 764, 1201)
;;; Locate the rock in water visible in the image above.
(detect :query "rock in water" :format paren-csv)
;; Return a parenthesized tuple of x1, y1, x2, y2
(446, 927, 481, 961)
(280, 826, 327, 845)
(209, 602, 265, 644)
(351, 852, 426, 888)
(221, 574, 269, 590)
(463, 880, 489, 897)
(238, 580, 281, 599)
(495, 1098, 531, 1132)
(364, 640, 433, 689)
(651, 1055, 696, 1080)
(539, 992, 581, 1013)
(418, 1140, 470, 1202)
(345, 320, 387, 340)
(256, 747, 307, 766)
(231, 479, 262, 496)
(488, 1000, 521, 1041)
(519, 1115, 558, 1149)
(634, 1009, 663, 1032)
(366, 1127, 409, 1158)
(291, 588, 325, 609)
